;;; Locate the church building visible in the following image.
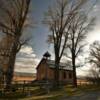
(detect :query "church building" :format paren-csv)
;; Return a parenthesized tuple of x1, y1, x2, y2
(36, 52, 73, 84)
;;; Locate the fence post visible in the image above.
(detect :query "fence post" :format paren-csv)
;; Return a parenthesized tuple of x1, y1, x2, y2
(23, 80, 25, 93)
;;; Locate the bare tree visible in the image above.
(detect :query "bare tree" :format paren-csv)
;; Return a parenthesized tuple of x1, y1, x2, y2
(86, 67, 100, 85)
(0, 0, 31, 89)
(88, 41, 100, 84)
(64, 11, 95, 87)
(44, 0, 89, 87)
(89, 41, 100, 68)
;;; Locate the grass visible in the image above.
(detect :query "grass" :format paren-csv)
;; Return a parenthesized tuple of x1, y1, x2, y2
(21, 85, 100, 100)
(0, 85, 100, 100)
(0, 86, 40, 99)
(22, 94, 61, 100)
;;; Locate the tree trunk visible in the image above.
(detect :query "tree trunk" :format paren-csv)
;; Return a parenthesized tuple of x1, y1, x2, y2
(5, 52, 16, 90)
(5, 40, 18, 90)
(72, 53, 77, 87)
(54, 57, 60, 88)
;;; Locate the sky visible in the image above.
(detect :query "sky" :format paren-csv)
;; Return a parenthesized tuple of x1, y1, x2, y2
(14, 0, 100, 76)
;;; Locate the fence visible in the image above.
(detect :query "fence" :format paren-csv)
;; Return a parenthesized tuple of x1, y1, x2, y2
(77, 80, 96, 86)
(0, 79, 97, 93)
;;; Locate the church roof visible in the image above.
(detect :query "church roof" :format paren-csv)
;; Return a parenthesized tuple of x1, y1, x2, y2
(47, 60, 73, 71)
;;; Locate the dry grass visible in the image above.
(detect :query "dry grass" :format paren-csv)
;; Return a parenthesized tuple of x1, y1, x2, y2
(0, 85, 100, 100)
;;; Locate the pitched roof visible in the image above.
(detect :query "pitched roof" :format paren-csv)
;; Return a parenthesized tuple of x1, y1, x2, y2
(47, 60, 73, 71)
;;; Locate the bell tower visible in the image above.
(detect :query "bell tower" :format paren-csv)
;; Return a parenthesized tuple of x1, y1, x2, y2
(43, 51, 51, 60)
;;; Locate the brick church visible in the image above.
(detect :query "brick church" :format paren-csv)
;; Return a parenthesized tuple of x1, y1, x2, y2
(36, 52, 73, 84)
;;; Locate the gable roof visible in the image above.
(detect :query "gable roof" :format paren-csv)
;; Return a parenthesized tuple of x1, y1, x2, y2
(36, 58, 73, 71)
(47, 60, 73, 71)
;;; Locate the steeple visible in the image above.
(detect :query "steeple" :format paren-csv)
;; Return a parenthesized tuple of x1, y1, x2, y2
(43, 51, 51, 59)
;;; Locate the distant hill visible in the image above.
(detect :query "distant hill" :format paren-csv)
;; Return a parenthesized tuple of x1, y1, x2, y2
(14, 72, 36, 77)
(13, 72, 36, 82)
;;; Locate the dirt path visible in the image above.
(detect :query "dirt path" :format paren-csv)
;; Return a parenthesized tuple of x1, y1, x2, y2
(62, 91, 100, 100)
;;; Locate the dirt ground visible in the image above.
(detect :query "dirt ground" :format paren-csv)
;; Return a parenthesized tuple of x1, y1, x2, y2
(62, 91, 100, 100)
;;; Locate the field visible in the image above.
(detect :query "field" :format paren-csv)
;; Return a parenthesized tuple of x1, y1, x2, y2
(0, 85, 100, 100)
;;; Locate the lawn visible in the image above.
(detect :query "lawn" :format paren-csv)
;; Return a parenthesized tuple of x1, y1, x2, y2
(0, 85, 100, 100)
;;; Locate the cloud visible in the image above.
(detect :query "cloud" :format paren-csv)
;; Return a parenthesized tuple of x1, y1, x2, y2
(93, 5, 99, 12)
(76, 65, 92, 77)
(19, 46, 34, 54)
(14, 45, 39, 73)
